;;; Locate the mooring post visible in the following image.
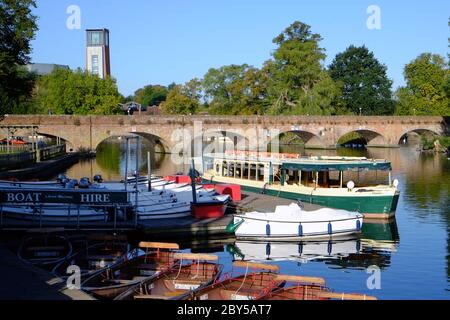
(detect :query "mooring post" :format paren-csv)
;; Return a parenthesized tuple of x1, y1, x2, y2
(147, 151, 152, 192)
(124, 137, 129, 193)
(135, 136, 140, 228)
(190, 159, 197, 204)
(6, 127, 10, 154)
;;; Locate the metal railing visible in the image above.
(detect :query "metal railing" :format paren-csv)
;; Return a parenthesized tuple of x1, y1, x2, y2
(0, 144, 66, 170)
(0, 202, 136, 231)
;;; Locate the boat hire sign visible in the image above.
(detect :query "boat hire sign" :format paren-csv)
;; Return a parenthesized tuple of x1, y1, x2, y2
(0, 189, 129, 205)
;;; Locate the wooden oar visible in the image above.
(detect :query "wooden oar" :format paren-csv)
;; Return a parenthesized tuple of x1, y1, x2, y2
(173, 253, 218, 261)
(319, 292, 377, 300)
(274, 274, 326, 286)
(138, 242, 180, 250)
(233, 261, 279, 273)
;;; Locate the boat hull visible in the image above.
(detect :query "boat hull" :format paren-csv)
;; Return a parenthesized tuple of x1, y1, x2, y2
(232, 217, 363, 242)
(204, 176, 399, 219)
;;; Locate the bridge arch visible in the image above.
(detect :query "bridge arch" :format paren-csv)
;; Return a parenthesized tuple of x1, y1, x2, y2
(192, 129, 250, 155)
(338, 129, 387, 147)
(270, 130, 326, 149)
(398, 129, 441, 145)
(93, 132, 170, 154)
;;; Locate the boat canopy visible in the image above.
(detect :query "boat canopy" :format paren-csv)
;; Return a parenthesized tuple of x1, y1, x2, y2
(281, 160, 392, 172)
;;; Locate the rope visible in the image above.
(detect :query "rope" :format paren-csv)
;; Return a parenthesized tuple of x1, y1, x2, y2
(173, 257, 183, 281)
(234, 264, 249, 296)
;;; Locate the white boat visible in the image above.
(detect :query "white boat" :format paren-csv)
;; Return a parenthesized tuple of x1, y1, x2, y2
(228, 203, 363, 241)
(1, 204, 112, 222)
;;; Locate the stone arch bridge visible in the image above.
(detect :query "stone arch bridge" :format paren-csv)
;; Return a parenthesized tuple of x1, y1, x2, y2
(0, 115, 448, 153)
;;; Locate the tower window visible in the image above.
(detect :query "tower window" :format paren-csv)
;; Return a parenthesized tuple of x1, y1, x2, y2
(91, 55, 99, 75)
(87, 31, 104, 46)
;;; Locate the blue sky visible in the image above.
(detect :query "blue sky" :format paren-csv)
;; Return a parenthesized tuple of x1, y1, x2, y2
(30, 0, 449, 96)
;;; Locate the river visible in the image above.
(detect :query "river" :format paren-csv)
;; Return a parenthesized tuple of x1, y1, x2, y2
(59, 138, 450, 299)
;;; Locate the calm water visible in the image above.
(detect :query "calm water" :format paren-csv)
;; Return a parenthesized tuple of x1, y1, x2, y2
(61, 140, 450, 300)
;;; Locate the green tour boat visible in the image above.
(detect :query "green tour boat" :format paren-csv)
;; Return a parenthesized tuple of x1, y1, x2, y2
(203, 152, 400, 219)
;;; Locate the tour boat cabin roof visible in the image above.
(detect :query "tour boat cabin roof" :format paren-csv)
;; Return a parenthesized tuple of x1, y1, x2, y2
(207, 154, 392, 171)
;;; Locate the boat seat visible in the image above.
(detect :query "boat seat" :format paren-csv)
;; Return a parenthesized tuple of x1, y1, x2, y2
(164, 290, 187, 297)
(219, 289, 256, 300)
(163, 279, 205, 291)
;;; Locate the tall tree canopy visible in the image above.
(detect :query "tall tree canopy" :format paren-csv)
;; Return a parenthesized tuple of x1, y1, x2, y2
(329, 45, 394, 115)
(134, 84, 168, 107)
(35, 68, 122, 115)
(265, 21, 329, 114)
(202, 64, 268, 115)
(160, 79, 201, 115)
(395, 53, 449, 116)
(0, 0, 38, 115)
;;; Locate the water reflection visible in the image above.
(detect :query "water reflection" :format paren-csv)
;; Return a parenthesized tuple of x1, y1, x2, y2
(226, 219, 399, 271)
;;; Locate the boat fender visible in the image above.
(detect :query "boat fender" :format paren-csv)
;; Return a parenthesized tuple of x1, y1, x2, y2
(298, 224, 303, 237)
(328, 222, 333, 235)
(266, 223, 271, 236)
(327, 241, 332, 255)
(356, 240, 361, 253)
(356, 220, 361, 231)
(266, 243, 271, 256)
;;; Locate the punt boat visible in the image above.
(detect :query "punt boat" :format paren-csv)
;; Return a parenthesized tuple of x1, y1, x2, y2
(257, 275, 377, 300)
(53, 234, 129, 280)
(81, 242, 179, 299)
(115, 253, 222, 300)
(181, 261, 284, 300)
(17, 234, 73, 270)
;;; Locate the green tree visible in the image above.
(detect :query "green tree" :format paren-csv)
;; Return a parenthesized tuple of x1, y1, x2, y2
(0, 0, 38, 115)
(265, 21, 327, 114)
(202, 64, 268, 115)
(160, 79, 201, 115)
(134, 85, 168, 107)
(34, 68, 122, 115)
(395, 53, 449, 116)
(329, 45, 394, 115)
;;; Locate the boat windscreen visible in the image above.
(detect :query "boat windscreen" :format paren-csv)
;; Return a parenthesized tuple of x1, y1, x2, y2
(281, 161, 392, 172)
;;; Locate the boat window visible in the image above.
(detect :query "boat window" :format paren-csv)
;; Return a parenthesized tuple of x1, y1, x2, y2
(327, 171, 341, 188)
(257, 164, 264, 181)
(300, 171, 316, 188)
(284, 169, 300, 185)
(272, 165, 282, 185)
(342, 169, 389, 187)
